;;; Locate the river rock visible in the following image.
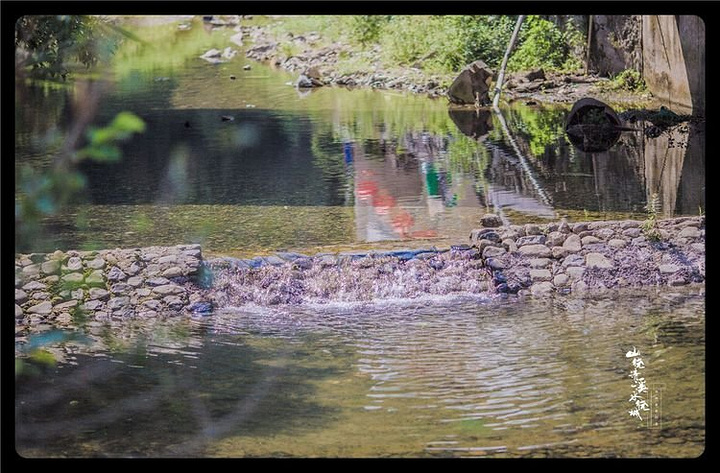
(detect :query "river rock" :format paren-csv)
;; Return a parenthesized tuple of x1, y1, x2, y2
(65, 257, 83, 272)
(566, 266, 586, 280)
(85, 270, 105, 286)
(107, 266, 127, 282)
(546, 231, 566, 247)
(62, 272, 84, 284)
(127, 276, 144, 287)
(22, 281, 46, 291)
(530, 269, 552, 281)
(529, 258, 551, 268)
(28, 301, 53, 315)
(162, 267, 184, 278)
(152, 284, 185, 296)
(531, 281, 554, 295)
(107, 297, 130, 310)
(608, 239, 627, 249)
(89, 288, 110, 300)
(622, 227, 642, 238)
(678, 226, 701, 238)
(553, 273, 570, 287)
(15, 304, 24, 319)
(447, 60, 493, 105)
(659, 264, 680, 274)
(524, 224, 542, 236)
(16, 289, 28, 304)
(147, 277, 171, 286)
(486, 258, 505, 270)
(22, 264, 41, 277)
(143, 299, 162, 311)
(87, 258, 106, 269)
(572, 223, 589, 233)
(502, 239, 518, 253)
(41, 260, 61, 275)
(563, 234, 582, 252)
(482, 246, 506, 258)
(55, 300, 78, 311)
(585, 252, 613, 269)
(480, 213, 503, 228)
(581, 235, 602, 245)
(518, 244, 552, 258)
(551, 247, 569, 259)
(517, 235, 547, 247)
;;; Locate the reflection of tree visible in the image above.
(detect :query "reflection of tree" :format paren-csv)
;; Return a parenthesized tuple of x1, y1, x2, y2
(310, 129, 351, 207)
(15, 324, 344, 457)
(504, 104, 567, 158)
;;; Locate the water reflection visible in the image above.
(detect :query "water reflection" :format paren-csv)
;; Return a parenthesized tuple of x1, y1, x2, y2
(14, 18, 705, 255)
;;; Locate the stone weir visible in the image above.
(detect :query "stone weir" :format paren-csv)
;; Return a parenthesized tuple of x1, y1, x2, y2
(14, 216, 705, 329)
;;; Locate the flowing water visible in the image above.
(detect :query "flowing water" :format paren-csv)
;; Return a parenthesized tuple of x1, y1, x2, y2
(16, 287, 704, 458)
(14, 17, 705, 458)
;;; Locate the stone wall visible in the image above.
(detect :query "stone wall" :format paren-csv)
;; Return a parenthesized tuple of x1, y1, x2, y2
(15, 244, 206, 327)
(14, 215, 705, 328)
(590, 15, 705, 114)
(642, 15, 705, 115)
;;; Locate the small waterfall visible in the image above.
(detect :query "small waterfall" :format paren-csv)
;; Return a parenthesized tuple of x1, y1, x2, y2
(203, 248, 496, 308)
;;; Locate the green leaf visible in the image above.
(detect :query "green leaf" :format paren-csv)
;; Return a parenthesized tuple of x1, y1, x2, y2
(111, 111, 145, 133)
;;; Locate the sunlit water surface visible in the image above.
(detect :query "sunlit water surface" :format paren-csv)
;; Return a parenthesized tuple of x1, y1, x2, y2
(15, 18, 705, 459)
(16, 288, 704, 458)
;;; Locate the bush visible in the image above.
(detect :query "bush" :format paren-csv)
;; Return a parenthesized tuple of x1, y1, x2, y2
(348, 15, 391, 47)
(508, 16, 583, 72)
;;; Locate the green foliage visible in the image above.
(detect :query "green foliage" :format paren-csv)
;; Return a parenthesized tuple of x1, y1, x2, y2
(348, 15, 391, 47)
(641, 193, 662, 241)
(508, 16, 583, 72)
(441, 16, 518, 70)
(76, 111, 147, 162)
(378, 15, 516, 74)
(613, 69, 647, 92)
(15, 15, 110, 79)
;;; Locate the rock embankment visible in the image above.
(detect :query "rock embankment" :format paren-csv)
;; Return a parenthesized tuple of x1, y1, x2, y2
(15, 245, 208, 329)
(14, 216, 705, 329)
(471, 214, 705, 296)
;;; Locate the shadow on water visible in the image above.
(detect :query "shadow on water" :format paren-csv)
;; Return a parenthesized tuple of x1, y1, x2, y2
(15, 323, 344, 457)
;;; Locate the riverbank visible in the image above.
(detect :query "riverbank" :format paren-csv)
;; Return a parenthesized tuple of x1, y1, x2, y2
(229, 16, 655, 108)
(14, 215, 705, 334)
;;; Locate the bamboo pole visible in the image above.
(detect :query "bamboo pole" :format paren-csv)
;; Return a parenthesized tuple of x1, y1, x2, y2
(492, 14, 525, 109)
(585, 15, 594, 75)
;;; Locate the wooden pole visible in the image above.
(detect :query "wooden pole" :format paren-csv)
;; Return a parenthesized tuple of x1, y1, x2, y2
(585, 15, 594, 75)
(492, 15, 525, 109)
